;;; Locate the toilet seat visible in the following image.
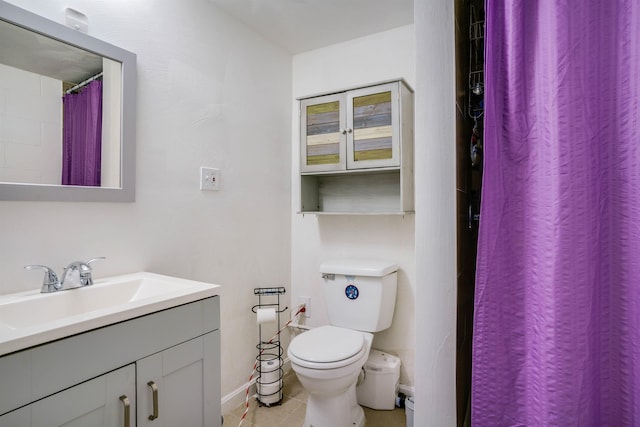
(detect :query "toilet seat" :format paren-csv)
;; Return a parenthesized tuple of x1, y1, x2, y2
(288, 325, 366, 370)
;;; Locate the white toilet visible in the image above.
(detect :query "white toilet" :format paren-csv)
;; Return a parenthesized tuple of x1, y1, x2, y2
(287, 260, 398, 427)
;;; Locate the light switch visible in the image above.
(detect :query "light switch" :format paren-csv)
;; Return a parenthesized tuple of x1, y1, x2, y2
(200, 167, 220, 191)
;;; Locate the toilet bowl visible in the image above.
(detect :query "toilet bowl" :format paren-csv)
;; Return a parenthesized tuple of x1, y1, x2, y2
(288, 325, 373, 427)
(288, 260, 398, 427)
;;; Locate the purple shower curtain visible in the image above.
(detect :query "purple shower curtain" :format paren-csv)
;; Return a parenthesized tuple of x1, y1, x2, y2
(473, 1, 640, 426)
(62, 79, 102, 186)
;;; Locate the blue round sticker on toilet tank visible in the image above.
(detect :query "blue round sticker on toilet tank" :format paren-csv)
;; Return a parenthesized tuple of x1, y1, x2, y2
(345, 284, 359, 300)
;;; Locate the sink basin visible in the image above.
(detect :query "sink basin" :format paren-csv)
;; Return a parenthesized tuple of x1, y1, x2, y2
(1, 275, 190, 328)
(0, 272, 220, 356)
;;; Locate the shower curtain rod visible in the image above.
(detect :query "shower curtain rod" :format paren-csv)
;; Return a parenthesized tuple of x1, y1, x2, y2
(65, 71, 103, 94)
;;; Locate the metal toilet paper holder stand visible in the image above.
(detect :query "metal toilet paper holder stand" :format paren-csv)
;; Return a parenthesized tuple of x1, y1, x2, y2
(252, 287, 287, 406)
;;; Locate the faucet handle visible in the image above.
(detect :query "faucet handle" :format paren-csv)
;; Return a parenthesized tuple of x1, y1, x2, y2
(67, 257, 105, 287)
(24, 265, 61, 293)
(63, 257, 105, 272)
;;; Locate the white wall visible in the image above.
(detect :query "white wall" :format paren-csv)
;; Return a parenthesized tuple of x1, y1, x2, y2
(291, 25, 417, 387)
(414, 0, 458, 425)
(2, 0, 292, 405)
(0, 63, 62, 184)
(1, 1, 460, 422)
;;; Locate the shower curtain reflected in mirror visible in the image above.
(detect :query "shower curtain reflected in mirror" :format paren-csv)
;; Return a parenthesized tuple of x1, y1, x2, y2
(62, 80, 102, 186)
(473, 1, 640, 425)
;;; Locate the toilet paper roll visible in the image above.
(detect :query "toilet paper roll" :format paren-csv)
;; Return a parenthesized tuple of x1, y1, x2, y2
(258, 359, 282, 405)
(258, 382, 281, 404)
(260, 359, 281, 384)
(256, 307, 276, 324)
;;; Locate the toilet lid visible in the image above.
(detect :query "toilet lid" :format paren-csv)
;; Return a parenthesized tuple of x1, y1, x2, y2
(288, 325, 365, 363)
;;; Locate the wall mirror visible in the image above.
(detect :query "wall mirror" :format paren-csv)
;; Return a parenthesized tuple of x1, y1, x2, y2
(0, 1, 136, 202)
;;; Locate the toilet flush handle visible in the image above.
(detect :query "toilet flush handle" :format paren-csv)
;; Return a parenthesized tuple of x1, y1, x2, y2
(321, 273, 335, 280)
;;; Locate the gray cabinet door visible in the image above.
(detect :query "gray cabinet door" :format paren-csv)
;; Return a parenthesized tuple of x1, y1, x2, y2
(22, 364, 135, 427)
(0, 406, 30, 427)
(137, 331, 221, 427)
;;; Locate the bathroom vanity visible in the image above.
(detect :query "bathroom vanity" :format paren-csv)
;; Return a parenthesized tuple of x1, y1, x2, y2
(0, 273, 221, 427)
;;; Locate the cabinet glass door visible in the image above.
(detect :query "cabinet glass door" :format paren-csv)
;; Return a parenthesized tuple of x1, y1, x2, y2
(347, 82, 400, 169)
(300, 93, 346, 172)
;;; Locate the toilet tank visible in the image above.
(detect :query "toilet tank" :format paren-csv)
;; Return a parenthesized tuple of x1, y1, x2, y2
(320, 260, 398, 332)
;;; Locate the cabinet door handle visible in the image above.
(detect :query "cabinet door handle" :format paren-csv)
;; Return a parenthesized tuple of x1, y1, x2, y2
(148, 381, 159, 420)
(119, 395, 130, 427)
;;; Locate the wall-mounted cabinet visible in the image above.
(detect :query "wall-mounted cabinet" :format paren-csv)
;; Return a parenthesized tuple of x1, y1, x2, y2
(299, 80, 414, 214)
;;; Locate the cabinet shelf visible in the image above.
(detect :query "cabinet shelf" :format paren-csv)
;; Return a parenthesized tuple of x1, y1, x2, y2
(299, 211, 415, 216)
(300, 168, 413, 214)
(300, 166, 401, 176)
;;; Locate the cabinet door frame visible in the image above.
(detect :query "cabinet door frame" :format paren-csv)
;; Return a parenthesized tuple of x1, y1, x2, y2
(137, 332, 220, 427)
(346, 82, 401, 170)
(300, 92, 347, 173)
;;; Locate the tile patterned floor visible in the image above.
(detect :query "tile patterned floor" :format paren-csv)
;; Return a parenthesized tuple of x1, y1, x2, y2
(223, 372, 407, 427)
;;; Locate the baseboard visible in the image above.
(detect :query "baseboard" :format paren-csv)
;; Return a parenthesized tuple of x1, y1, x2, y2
(221, 358, 292, 415)
(221, 378, 256, 415)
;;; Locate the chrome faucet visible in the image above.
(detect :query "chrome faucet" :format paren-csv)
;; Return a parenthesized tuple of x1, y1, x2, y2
(24, 265, 61, 293)
(25, 257, 105, 293)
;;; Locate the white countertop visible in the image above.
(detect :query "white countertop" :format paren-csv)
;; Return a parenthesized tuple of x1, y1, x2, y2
(0, 272, 221, 356)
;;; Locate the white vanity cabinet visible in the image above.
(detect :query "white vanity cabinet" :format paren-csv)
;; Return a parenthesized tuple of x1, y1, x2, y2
(0, 296, 221, 427)
(299, 80, 414, 214)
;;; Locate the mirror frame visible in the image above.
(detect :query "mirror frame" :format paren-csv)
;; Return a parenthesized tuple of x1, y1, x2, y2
(0, 1, 136, 202)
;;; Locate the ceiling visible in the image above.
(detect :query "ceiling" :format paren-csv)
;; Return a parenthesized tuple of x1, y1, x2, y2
(209, 0, 414, 54)
(0, 19, 102, 83)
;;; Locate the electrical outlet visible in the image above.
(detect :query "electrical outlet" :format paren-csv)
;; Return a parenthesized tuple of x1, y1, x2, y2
(299, 296, 311, 318)
(200, 167, 219, 191)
